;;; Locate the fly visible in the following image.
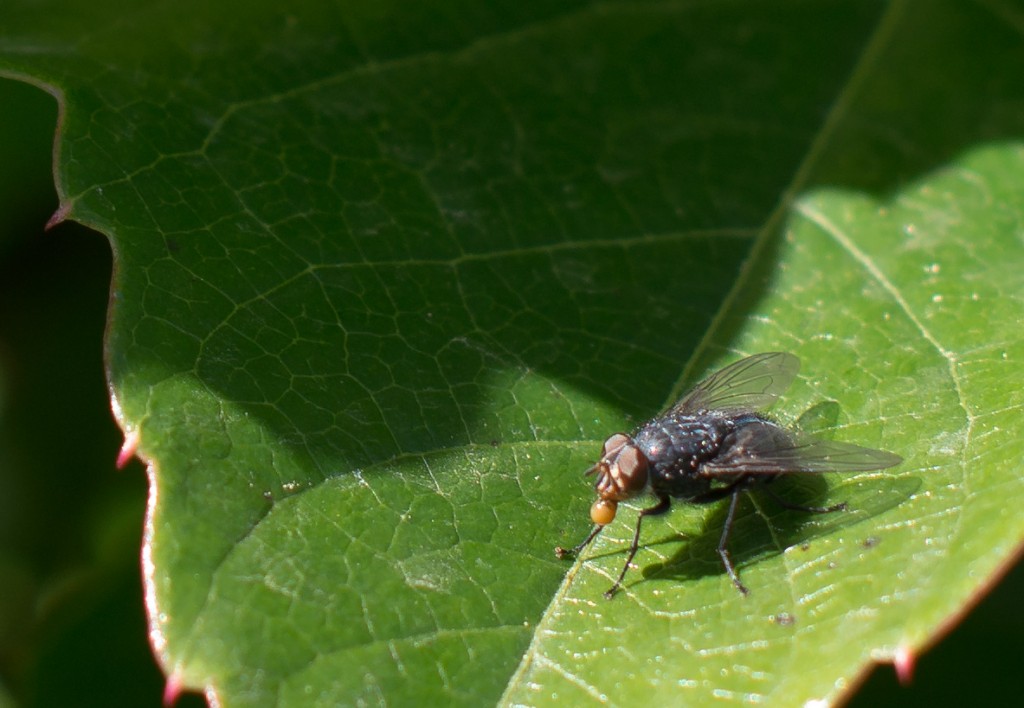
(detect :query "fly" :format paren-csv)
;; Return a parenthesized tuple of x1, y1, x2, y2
(555, 352, 902, 598)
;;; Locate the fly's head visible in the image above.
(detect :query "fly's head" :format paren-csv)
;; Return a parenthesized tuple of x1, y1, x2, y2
(586, 433, 649, 526)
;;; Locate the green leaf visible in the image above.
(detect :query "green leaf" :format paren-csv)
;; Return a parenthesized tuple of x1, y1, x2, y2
(2, 1, 1022, 706)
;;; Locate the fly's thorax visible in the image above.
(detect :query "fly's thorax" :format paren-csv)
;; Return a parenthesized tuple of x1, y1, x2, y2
(634, 413, 731, 469)
(586, 433, 650, 525)
(633, 412, 735, 498)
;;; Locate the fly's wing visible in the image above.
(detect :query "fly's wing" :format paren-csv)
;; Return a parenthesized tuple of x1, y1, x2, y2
(702, 421, 903, 476)
(671, 352, 800, 415)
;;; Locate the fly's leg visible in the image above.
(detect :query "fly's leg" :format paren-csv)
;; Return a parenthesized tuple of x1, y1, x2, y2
(718, 486, 750, 595)
(555, 524, 604, 559)
(762, 485, 847, 514)
(604, 495, 672, 599)
(704, 480, 845, 597)
(691, 479, 754, 595)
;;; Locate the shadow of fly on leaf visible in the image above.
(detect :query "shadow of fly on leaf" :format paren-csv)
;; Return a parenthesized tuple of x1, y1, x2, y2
(639, 471, 921, 591)
(555, 352, 903, 598)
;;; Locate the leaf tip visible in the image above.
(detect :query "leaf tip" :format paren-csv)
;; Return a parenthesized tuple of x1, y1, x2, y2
(162, 671, 183, 706)
(116, 429, 140, 469)
(894, 644, 916, 686)
(44, 202, 72, 231)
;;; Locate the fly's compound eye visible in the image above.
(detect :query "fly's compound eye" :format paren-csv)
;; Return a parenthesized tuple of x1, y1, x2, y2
(601, 433, 630, 457)
(590, 499, 618, 525)
(612, 443, 648, 492)
(591, 435, 649, 502)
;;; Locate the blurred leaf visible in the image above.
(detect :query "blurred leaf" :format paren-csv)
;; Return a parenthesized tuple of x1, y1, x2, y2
(1, 0, 1022, 706)
(0, 78, 164, 704)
